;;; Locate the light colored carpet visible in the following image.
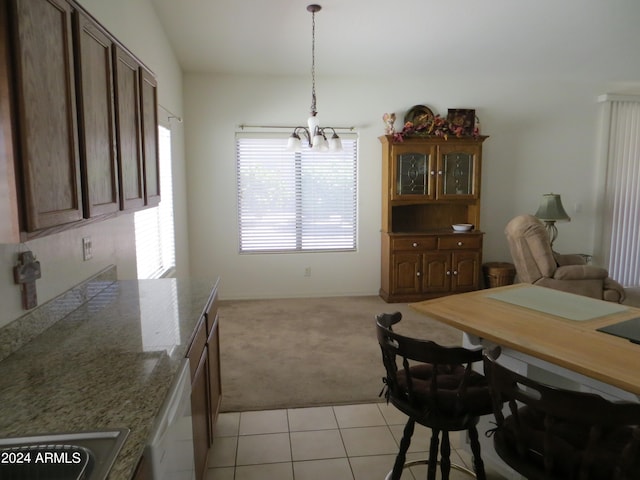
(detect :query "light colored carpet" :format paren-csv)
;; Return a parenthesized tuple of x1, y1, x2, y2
(218, 288, 640, 412)
(218, 295, 462, 412)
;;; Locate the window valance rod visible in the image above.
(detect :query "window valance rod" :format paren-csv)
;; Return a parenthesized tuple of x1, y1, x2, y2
(239, 124, 355, 132)
(598, 93, 640, 103)
(159, 104, 183, 122)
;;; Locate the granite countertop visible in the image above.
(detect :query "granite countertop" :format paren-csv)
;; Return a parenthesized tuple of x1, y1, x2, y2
(0, 277, 218, 479)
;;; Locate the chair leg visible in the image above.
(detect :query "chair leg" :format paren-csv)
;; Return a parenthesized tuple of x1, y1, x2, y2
(390, 418, 415, 480)
(440, 431, 451, 480)
(468, 425, 486, 480)
(427, 428, 440, 480)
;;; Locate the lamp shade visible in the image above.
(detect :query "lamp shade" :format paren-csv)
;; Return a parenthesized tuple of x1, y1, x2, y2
(534, 193, 571, 222)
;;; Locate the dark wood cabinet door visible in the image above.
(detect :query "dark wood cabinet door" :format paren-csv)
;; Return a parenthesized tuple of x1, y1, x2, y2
(190, 349, 210, 480)
(391, 253, 422, 295)
(140, 67, 160, 207)
(11, 0, 82, 231)
(74, 11, 119, 218)
(452, 251, 480, 292)
(131, 454, 152, 480)
(422, 252, 451, 293)
(113, 45, 144, 211)
(0, 0, 20, 243)
(207, 314, 221, 444)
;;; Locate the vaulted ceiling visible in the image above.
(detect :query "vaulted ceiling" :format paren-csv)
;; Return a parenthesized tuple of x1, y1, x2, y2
(149, 0, 640, 83)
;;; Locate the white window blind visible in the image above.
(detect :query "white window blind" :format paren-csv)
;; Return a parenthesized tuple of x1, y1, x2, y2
(601, 95, 640, 287)
(236, 134, 358, 253)
(135, 125, 176, 278)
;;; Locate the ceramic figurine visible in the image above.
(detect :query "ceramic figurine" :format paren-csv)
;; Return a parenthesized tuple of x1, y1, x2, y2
(474, 115, 481, 135)
(382, 113, 396, 135)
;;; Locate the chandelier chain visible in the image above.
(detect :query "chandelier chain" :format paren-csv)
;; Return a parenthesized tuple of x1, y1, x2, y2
(310, 8, 317, 116)
(287, 4, 343, 152)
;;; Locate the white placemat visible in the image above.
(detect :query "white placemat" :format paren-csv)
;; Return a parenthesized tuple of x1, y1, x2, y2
(486, 286, 628, 321)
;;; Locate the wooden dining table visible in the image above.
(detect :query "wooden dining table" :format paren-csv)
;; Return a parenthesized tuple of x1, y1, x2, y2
(410, 283, 640, 398)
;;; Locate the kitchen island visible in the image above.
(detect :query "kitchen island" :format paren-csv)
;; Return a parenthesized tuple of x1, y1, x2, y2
(0, 269, 219, 479)
(410, 283, 640, 479)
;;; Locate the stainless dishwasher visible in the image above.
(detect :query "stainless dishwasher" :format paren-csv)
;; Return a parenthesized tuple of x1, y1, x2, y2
(145, 359, 195, 480)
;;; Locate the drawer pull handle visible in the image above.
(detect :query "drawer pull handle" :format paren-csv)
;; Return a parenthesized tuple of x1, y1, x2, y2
(412, 242, 418, 247)
(457, 241, 463, 246)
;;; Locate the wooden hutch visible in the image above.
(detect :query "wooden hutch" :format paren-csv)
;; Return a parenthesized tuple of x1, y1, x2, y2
(380, 134, 489, 302)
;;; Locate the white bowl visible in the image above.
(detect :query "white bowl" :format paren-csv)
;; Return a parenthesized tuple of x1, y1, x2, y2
(452, 224, 473, 232)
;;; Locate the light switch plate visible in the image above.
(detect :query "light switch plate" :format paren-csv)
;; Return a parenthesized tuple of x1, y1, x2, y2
(82, 237, 92, 261)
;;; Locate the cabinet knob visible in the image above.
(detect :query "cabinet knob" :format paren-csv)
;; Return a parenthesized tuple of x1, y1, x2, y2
(412, 242, 418, 247)
(457, 241, 463, 246)
(438, 170, 443, 175)
(453, 270, 458, 275)
(430, 170, 436, 176)
(416, 272, 421, 277)
(446, 271, 451, 276)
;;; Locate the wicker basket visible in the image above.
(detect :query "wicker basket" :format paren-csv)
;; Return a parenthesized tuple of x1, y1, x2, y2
(483, 262, 516, 288)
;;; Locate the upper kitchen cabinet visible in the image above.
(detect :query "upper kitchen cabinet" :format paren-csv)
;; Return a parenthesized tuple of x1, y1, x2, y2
(74, 9, 119, 218)
(140, 67, 160, 208)
(0, 0, 161, 242)
(8, 0, 83, 233)
(113, 45, 144, 211)
(0, 0, 20, 243)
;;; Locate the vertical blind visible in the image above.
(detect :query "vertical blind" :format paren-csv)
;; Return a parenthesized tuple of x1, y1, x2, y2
(236, 134, 357, 253)
(601, 96, 640, 286)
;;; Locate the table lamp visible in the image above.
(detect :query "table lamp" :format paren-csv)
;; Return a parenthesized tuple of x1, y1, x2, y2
(534, 193, 570, 247)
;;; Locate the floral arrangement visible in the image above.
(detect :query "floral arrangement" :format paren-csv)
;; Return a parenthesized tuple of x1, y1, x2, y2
(392, 114, 479, 142)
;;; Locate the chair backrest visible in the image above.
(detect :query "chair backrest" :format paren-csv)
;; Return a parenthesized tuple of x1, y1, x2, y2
(376, 312, 487, 419)
(504, 214, 557, 283)
(483, 350, 640, 480)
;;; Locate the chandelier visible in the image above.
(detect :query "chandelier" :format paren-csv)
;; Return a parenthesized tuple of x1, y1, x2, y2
(287, 4, 342, 152)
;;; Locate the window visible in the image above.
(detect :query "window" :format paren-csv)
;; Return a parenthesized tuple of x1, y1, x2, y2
(135, 125, 176, 278)
(236, 133, 358, 253)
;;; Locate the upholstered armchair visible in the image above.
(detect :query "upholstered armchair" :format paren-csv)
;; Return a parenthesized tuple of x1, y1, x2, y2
(505, 215, 625, 303)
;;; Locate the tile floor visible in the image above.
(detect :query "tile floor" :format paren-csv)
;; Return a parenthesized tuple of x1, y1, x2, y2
(206, 402, 506, 480)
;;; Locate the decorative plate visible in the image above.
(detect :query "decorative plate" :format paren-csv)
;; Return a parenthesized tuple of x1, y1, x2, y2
(404, 105, 435, 128)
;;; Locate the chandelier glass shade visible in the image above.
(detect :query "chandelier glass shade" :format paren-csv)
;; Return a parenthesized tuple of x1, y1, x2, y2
(287, 4, 342, 152)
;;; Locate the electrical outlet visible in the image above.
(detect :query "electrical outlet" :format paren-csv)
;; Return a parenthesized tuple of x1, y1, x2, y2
(82, 237, 92, 261)
(304, 267, 311, 277)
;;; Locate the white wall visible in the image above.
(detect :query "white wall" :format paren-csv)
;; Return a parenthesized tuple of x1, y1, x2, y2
(0, 0, 186, 328)
(184, 72, 631, 300)
(77, 0, 190, 279)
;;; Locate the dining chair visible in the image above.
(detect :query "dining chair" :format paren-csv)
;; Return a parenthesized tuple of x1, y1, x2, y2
(483, 348, 640, 479)
(376, 312, 493, 480)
